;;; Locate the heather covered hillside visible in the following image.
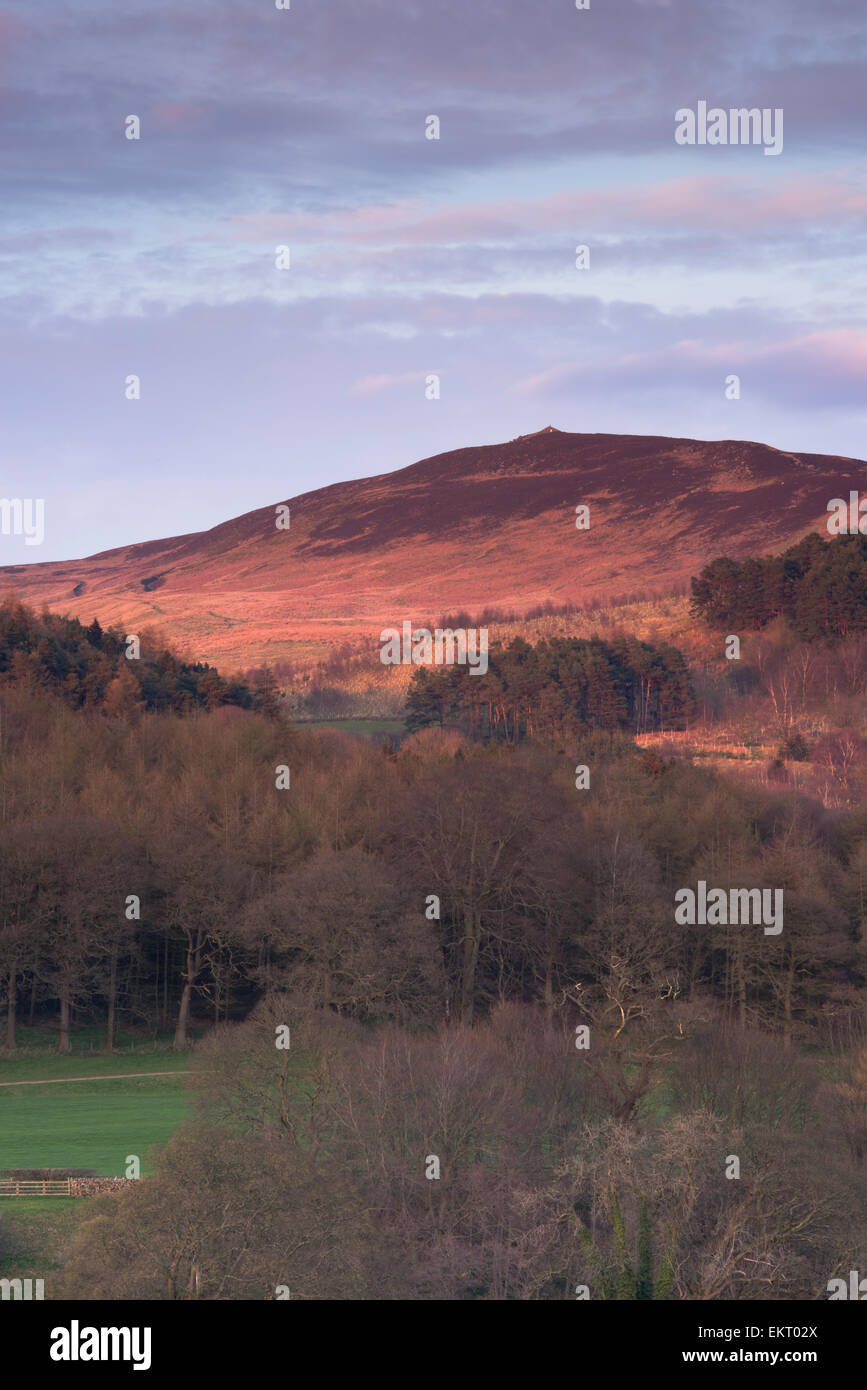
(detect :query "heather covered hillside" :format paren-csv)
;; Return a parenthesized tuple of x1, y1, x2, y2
(3, 429, 863, 670)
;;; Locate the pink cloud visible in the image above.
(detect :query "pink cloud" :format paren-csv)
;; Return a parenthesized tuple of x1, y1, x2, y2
(511, 329, 867, 398)
(350, 369, 441, 397)
(221, 165, 867, 249)
(150, 102, 208, 129)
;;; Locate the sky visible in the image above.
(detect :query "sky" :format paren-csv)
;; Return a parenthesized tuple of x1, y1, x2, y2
(1, 0, 866, 561)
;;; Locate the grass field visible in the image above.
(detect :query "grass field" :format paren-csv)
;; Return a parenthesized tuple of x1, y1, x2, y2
(0, 1041, 195, 1291)
(0, 1052, 193, 1176)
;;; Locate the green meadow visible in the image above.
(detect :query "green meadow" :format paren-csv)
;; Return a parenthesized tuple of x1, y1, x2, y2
(0, 1047, 193, 1175)
(0, 1048, 193, 1289)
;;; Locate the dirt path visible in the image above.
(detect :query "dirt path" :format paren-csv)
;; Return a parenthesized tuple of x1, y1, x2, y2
(0, 1070, 194, 1087)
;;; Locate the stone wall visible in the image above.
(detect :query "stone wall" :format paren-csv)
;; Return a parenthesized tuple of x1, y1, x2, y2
(68, 1177, 135, 1197)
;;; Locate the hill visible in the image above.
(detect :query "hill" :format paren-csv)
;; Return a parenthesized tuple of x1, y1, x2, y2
(2, 428, 863, 669)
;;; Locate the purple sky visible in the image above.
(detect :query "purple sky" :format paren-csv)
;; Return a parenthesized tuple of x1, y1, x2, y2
(2, 0, 866, 561)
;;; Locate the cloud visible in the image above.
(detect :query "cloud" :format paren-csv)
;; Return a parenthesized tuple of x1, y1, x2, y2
(2, 0, 867, 561)
(351, 369, 440, 396)
(512, 328, 867, 410)
(224, 165, 867, 249)
(149, 102, 208, 130)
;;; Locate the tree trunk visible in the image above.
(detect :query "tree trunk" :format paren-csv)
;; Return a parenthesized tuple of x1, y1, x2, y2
(543, 955, 553, 1019)
(174, 936, 202, 1049)
(106, 947, 117, 1051)
(161, 936, 169, 1034)
(6, 962, 16, 1050)
(58, 995, 71, 1054)
(736, 936, 746, 1029)
(174, 978, 193, 1050)
(460, 908, 480, 1025)
(782, 955, 795, 1049)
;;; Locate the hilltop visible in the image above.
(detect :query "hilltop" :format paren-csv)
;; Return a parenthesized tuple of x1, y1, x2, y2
(1, 429, 862, 669)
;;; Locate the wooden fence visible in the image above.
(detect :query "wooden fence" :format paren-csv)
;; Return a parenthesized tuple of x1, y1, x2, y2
(0, 1178, 71, 1197)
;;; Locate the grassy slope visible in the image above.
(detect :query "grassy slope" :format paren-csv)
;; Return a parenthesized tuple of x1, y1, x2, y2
(0, 1068, 191, 1175)
(0, 1050, 194, 1083)
(0, 1032, 196, 1174)
(0, 1048, 193, 1293)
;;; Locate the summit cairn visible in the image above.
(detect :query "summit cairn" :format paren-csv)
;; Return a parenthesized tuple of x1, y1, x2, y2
(513, 425, 562, 440)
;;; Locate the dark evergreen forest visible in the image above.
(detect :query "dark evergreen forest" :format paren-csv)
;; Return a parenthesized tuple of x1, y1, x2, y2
(404, 634, 695, 740)
(691, 532, 867, 639)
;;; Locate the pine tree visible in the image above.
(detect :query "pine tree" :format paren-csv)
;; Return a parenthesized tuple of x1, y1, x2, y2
(405, 667, 447, 732)
(254, 666, 282, 718)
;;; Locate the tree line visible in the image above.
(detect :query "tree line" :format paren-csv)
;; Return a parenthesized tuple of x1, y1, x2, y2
(1, 683, 865, 1051)
(690, 532, 867, 640)
(0, 596, 272, 715)
(404, 634, 695, 740)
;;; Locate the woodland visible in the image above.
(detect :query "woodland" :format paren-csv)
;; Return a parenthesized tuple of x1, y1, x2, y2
(1, 565, 866, 1300)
